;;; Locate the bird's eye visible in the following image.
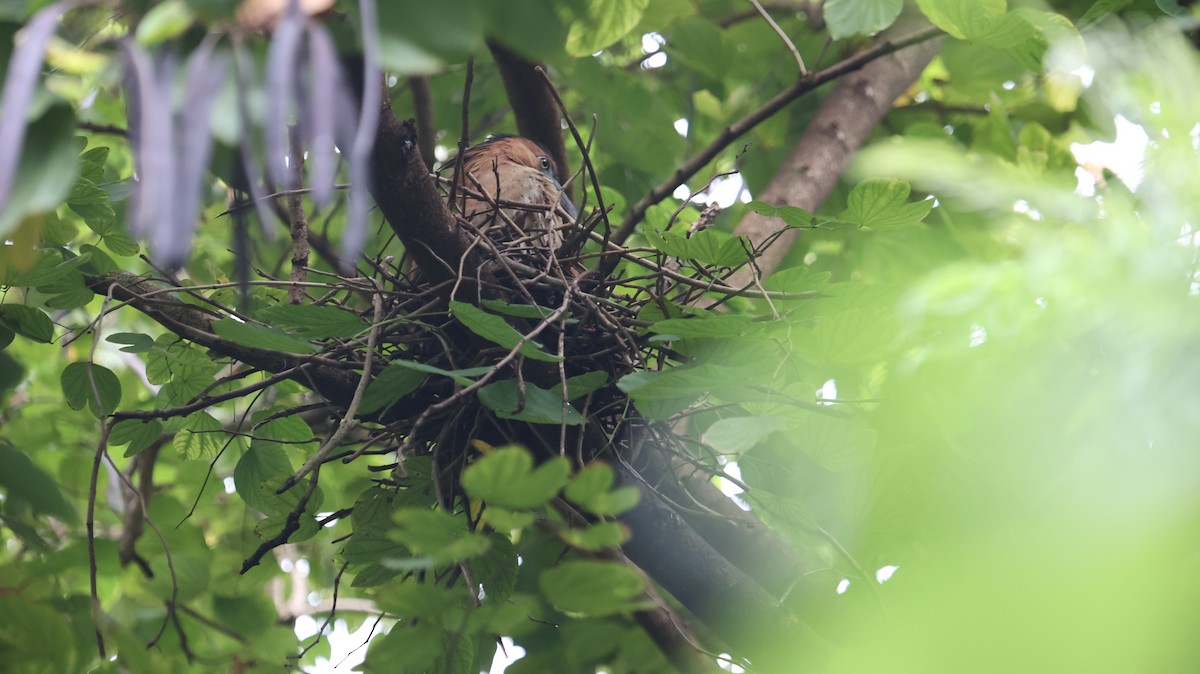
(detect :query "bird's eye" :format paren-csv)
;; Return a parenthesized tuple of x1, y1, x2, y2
(538, 156, 551, 171)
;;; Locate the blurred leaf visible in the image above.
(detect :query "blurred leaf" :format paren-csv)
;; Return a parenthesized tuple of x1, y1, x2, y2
(650, 315, 754, 339)
(564, 462, 639, 516)
(389, 508, 491, 565)
(703, 415, 788, 454)
(560, 521, 628, 550)
(540, 560, 644, 615)
(0, 442, 76, 522)
(136, 0, 196, 46)
(824, 0, 903, 39)
(0, 103, 78, 236)
(378, 0, 482, 60)
(565, 0, 650, 56)
(461, 446, 571, 509)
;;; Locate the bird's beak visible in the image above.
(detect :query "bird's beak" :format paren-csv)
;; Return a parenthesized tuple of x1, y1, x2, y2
(558, 187, 578, 221)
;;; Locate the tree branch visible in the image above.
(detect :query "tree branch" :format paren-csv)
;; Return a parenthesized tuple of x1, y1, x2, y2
(610, 25, 942, 246)
(487, 40, 571, 186)
(729, 29, 944, 281)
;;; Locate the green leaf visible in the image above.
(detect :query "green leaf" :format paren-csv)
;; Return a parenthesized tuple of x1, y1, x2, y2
(67, 177, 115, 232)
(60, 362, 122, 417)
(78, 146, 108, 183)
(4, 249, 89, 287)
(0, 442, 76, 522)
(702, 416, 788, 453)
(565, 0, 650, 57)
(789, 413, 876, 472)
(78, 244, 117, 274)
(469, 533, 519, 601)
(560, 522, 629, 550)
(839, 178, 933, 231)
(389, 509, 491, 565)
(101, 230, 139, 256)
(257, 304, 369, 340)
(0, 350, 23, 391)
(914, 0, 1006, 41)
(824, 0, 903, 39)
(669, 17, 729, 80)
(359, 363, 426, 415)
(460, 447, 571, 509)
(106, 332, 155, 354)
(173, 412, 225, 460)
(378, 0, 483, 60)
(479, 505, 536, 531)
(136, 0, 195, 46)
(747, 201, 831, 229)
(234, 442, 295, 513)
(649, 315, 754, 339)
(449, 300, 561, 362)
(110, 419, 163, 457)
(39, 272, 93, 310)
(0, 104, 78, 237)
(564, 463, 639, 516)
(477, 379, 586, 426)
(211, 318, 318, 353)
(480, 299, 558, 319)
(0, 304, 54, 343)
(641, 226, 750, 267)
(385, 359, 490, 386)
(550, 371, 608, 400)
(540, 560, 645, 615)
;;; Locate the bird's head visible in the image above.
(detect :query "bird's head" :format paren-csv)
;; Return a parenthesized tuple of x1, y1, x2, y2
(463, 135, 560, 181)
(458, 135, 578, 226)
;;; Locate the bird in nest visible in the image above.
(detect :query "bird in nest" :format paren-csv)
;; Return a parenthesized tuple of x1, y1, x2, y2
(450, 135, 578, 255)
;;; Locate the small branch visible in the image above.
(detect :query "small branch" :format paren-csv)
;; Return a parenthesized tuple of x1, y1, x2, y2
(449, 58, 474, 210)
(749, 0, 807, 76)
(533, 67, 609, 239)
(277, 285, 384, 493)
(286, 126, 311, 304)
(611, 25, 943, 245)
(240, 464, 323, 574)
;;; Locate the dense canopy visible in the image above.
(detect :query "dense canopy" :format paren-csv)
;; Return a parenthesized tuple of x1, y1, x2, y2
(1, 1, 1198, 672)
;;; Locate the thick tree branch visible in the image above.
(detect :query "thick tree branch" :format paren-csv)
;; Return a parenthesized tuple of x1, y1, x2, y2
(731, 31, 944, 280)
(615, 448, 819, 669)
(487, 40, 571, 186)
(82, 273, 410, 416)
(408, 76, 437, 170)
(611, 25, 942, 246)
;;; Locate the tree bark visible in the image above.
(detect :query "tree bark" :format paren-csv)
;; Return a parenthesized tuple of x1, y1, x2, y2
(730, 35, 943, 281)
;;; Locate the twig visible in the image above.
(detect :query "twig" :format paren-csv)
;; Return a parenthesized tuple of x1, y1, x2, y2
(287, 125, 311, 304)
(533, 67, 611, 240)
(749, 0, 807, 76)
(276, 283, 384, 493)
